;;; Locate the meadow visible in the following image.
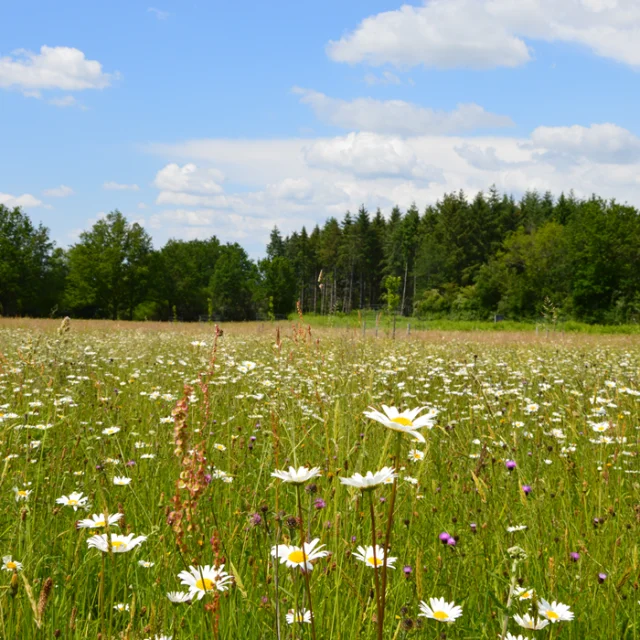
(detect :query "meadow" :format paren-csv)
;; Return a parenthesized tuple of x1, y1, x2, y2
(0, 318, 639, 639)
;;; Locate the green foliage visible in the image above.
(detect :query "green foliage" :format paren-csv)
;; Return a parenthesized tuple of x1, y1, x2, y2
(0, 204, 65, 317)
(208, 243, 258, 320)
(64, 211, 153, 319)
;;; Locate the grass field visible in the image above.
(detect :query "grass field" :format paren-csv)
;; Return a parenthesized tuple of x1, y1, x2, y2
(1, 318, 639, 639)
(290, 312, 640, 335)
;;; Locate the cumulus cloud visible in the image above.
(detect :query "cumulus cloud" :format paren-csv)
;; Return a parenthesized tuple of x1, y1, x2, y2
(43, 185, 74, 198)
(0, 46, 117, 96)
(154, 163, 224, 194)
(0, 192, 43, 208)
(294, 88, 513, 136)
(103, 181, 140, 191)
(327, 0, 640, 70)
(147, 119, 640, 256)
(530, 123, 640, 164)
(304, 132, 444, 181)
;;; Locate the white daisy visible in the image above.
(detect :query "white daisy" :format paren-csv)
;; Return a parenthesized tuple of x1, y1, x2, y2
(286, 609, 312, 624)
(513, 613, 549, 630)
(2, 556, 23, 572)
(514, 586, 534, 600)
(271, 538, 329, 571)
(352, 545, 396, 569)
(339, 467, 396, 490)
(178, 564, 233, 599)
(538, 599, 574, 623)
(167, 591, 192, 603)
(77, 513, 123, 529)
(86, 533, 147, 553)
(56, 491, 89, 511)
(113, 476, 131, 486)
(408, 449, 425, 462)
(418, 597, 463, 623)
(363, 405, 436, 443)
(12, 487, 32, 502)
(271, 466, 321, 484)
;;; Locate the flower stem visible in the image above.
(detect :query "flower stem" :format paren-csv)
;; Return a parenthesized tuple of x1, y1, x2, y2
(296, 485, 318, 640)
(500, 559, 518, 640)
(380, 433, 402, 635)
(367, 490, 383, 640)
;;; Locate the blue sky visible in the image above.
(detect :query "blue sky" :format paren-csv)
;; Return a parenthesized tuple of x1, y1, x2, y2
(2, 0, 640, 257)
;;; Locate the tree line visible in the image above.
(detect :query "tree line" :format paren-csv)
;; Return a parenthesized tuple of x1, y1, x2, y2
(2, 185, 640, 323)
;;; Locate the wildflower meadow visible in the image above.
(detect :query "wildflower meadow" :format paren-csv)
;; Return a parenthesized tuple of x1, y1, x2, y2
(1, 317, 639, 639)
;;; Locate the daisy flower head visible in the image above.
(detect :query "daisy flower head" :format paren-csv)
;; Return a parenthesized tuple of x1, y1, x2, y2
(286, 609, 312, 624)
(12, 487, 32, 502)
(339, 467, 396, 490)
(363, 405, 436, 443)
(144, 636, 172, 640)
(113, 476, 131, 486)
(86, 533, 147, 553)
(2, 556, 22, 572)
(167, 591, 192, 603)
(102, 427, 121, 436)
(114, 603, 129, 612)
(513, 613, 549, 630)
(418, 597, 463, 623)
(408, 449, 424, 462)
(538, 599, 574, 623)
(505, 635, 527, 640)
(138, 560, 155, 568)
(272, 466, 321, 485)
(77, 513, 123, 529)
(178, 564, 233, 599)
(56, 491, 89, 511)
(514, 586, 534, 600)
(353, 545, 396, 569)
(213, 443, 227, 452)
(271, 538, 329, 571)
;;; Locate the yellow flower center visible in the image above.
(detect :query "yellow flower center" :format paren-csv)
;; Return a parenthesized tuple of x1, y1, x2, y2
(433, 611, 449, 621)
(195, 578, 215, 591)
(7, 562, 17, 569)
(367, 556, 384, 567)
(391, 416, 412, 426)
(521, 591, 531, 598)
(68, 500, 78, 505)
(546, 610, 559, 620)
(288, 550, 307, 564)
(17, 491, 27, 496)
(111, 541, 124, 549)
(95, 520, 106, 527)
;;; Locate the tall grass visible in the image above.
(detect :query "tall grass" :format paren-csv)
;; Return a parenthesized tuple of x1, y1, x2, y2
(0, 319, 638, 637)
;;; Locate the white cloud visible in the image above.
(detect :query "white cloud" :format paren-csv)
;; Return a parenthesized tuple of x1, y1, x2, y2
(364, 71, 402, 85)
(148, 7, 169, 20)
(147, 121, 640, 256)
(327, 0, 640, 70)
(304, 132, 444, 181)
(103, 181, 140, 191)
(0, 46, 117, 95)
(43, 185, 74, 198)
(530, 123, 640, 164)
(48, 95, 83, 108)
(0, 192, 43, 208)
(154, 163, 224, 193)
(294, 88, 513, 136)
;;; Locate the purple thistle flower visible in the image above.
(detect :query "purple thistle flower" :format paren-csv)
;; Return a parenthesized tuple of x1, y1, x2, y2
(598, 573, 607, 583)
(250, 512, 262, 526)
(439, 532, 451, 544)
(505, 460, 517, 471)
(314, 498, 327, 510)
(470, 522, 477, 533)
(521, 485, 532, 495)
(570, 552, 580, 562)
(403, 565, 412, 575)
(447, 537, 457, 547)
